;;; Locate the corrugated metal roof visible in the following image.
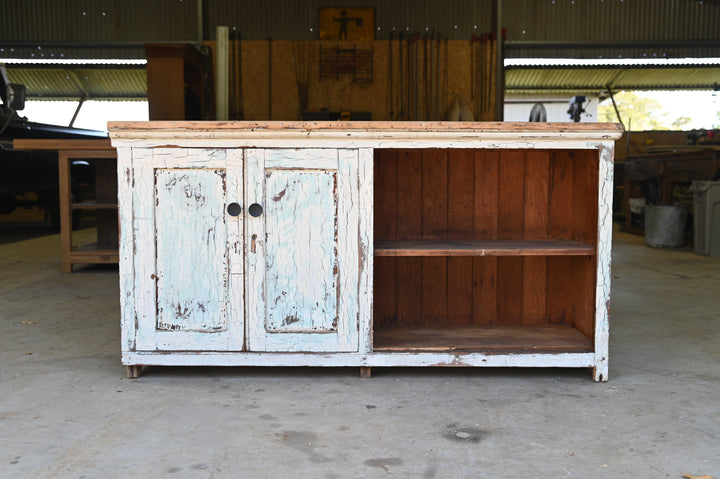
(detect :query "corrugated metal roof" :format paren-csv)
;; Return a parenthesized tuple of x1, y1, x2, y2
(506, 64, 720, 95)
(2, 0, 720, 59)
(5, 64, 146, 101)
(203, 0, 494, 41)
(7, 61, 718, 101)
(2, 0, 196, 43)
(504, 0, 718, 43)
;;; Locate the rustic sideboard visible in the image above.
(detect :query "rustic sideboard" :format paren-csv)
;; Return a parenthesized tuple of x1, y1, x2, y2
(109, 121, 622, 381)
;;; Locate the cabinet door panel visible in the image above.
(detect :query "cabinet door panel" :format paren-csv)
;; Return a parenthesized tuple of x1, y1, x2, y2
(264, 168, 338, 332)
(155, 168, 228, 332)
(133, 148, 244, 351)
(247, 149, 359, 352)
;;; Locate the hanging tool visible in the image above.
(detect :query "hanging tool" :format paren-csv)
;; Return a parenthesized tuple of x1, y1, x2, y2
(408, 33, 413, 120)
(267, 38, 272, 120)
(398, 32, 405, 120)
(470, 33, 476, 102)
(442, 36, 449, 115)
(424, 34, 429, 120)
(434, 35, 440, 121)
(231, 30, 243, 120)
(413, 33, 419, 121)
(388, 31, 394, 120)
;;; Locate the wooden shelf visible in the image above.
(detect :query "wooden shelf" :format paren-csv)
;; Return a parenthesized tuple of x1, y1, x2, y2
(71, 202, 118, 210)
(373, 324, 593, 353)
(374, 239, 595, 257)
(69, 243, 119, 264)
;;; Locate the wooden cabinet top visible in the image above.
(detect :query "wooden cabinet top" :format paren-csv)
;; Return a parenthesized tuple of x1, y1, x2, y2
(109, 121, 623, 149)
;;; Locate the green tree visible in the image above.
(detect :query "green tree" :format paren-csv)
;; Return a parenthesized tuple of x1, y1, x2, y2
(598, 91, 669, 131)
(671, 116, 692, 130)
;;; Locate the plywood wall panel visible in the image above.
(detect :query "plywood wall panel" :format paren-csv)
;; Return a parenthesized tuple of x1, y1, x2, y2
(210, 40, 480, 121)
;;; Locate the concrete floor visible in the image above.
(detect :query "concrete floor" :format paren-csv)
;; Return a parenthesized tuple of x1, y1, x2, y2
(1, 226, 719, 479)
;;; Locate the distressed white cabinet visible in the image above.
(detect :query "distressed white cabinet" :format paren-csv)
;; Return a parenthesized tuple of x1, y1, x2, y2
(110, 121, 622, 381)
(117, 145, 363, 364)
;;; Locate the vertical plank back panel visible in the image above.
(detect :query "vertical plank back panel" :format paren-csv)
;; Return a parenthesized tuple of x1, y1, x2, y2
(395, 150, 424, 324)
(373, 148, 599, 331)
(422, 150, 449, 324)
(547, 150, 576, 325)
(373, 150, 398, 327)
(447, 150, 475, 324)
(522, 151, 550, 325)
(472, 150, 499, 324)
(497, 150, 526, 324)
(548, 150, 575, 239)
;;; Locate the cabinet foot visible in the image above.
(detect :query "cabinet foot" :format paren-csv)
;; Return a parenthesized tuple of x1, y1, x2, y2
(593, 366, 608, 382)
(360, 367, 372, 379)
(126, 365, 143, 379)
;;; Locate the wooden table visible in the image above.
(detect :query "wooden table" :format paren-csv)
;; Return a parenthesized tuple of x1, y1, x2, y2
(13, 139, 118, 273)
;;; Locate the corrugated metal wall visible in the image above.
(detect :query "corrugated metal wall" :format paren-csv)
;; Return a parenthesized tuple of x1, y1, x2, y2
(2, 0, 719, 59)
(202, 0, 493, 41)
(504, 0, 720, 58)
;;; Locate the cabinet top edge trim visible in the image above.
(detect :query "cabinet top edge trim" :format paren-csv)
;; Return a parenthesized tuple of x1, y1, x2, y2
(108, 121, 623, 143)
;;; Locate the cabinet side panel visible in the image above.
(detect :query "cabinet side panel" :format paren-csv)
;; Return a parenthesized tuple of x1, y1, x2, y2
(117, 147, 136, 354)
(472, 150, 499, 325)
(421, 150, 448, 325)
(447, 150, 475, 325)
(594, 143, 614, 381)
(373, 150, 397, 327)
(522, 151, 550, 325)
(497, 150, 525, 325)
(395, 150, 423, 325)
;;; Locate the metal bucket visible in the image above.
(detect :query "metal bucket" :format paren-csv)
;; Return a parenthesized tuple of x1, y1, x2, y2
(644, 205, 688, 248)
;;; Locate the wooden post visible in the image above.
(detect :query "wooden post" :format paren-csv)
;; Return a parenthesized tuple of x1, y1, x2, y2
(216, 26, 229, 121)
(360, 367, 372, 378)
(494, 0, 504, 121)
(58, 151, 73, 273)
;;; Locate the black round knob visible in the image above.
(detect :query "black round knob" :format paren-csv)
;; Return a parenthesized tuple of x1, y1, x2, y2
(227, 202, 242, 216)
(248, 203, 263, 217)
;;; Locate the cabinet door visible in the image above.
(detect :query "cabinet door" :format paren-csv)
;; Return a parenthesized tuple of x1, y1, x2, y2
(246, 149, 359, 352)
(132, 148, 244, 351)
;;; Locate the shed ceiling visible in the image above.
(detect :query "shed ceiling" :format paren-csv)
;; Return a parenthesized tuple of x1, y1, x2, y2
(4, 64, 147, 101)
(505, 63, 720, 96)
(6, 61, 720, 102)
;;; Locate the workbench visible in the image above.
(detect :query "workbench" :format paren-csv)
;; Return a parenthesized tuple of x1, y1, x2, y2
(13, 139, 118, 273)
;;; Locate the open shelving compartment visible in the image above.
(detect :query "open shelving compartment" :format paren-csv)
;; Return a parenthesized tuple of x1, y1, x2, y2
(372, 147, 599, 355)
